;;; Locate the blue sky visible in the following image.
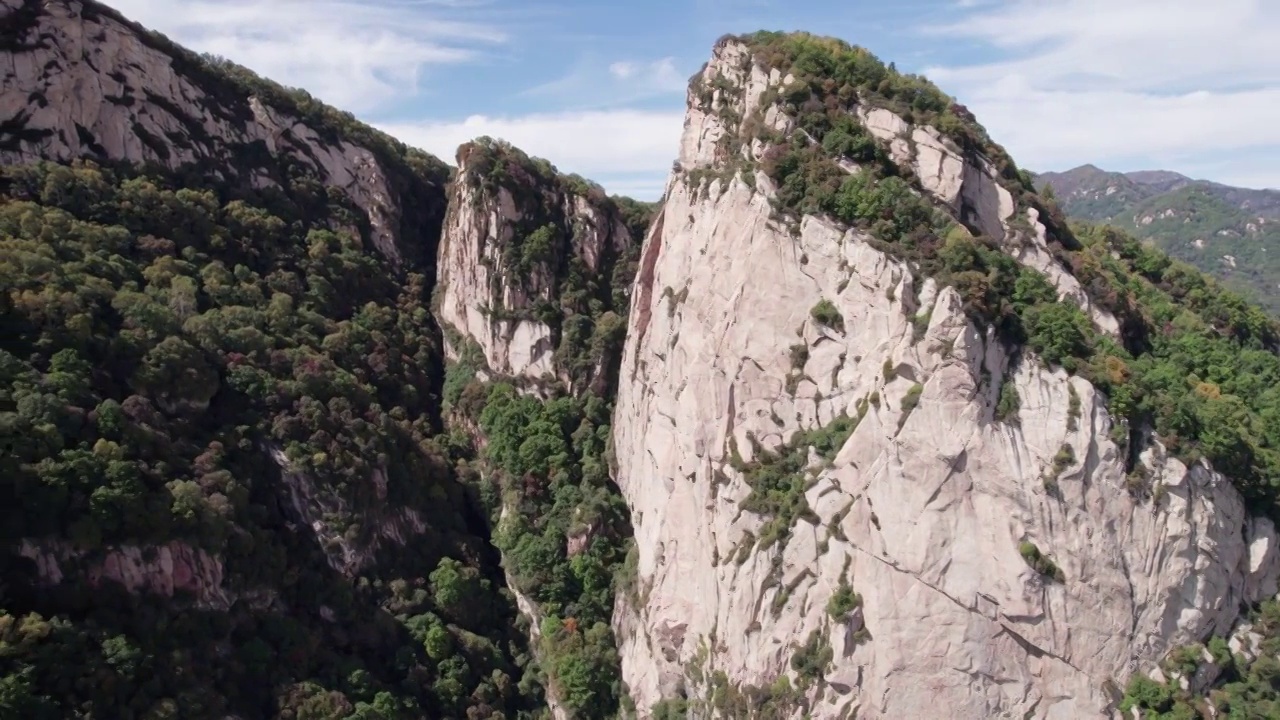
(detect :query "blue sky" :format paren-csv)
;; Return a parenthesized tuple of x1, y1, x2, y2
(107, 0, 1280, 199)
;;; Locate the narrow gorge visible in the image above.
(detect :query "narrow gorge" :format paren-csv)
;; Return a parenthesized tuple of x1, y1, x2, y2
(3, 2, 1280, 719)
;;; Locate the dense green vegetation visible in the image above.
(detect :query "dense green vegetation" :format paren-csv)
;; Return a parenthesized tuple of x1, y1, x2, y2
(1096, 187, 1280, 315)
(446, 369, 634, 718)
(0, 158, 549, 718)
(1036, 166, 1280, 314)
(1119, 599, 1280, 718)
(470, 385, 631, 718)
(1, 7, 653, 708)
(440, 144, 650, 718)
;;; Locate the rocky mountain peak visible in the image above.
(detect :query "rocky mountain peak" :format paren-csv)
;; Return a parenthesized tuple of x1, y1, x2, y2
(1036, 162, 1280, 313)
(436, 137, 647, 393)
(678, 32, 1036, 242)
(611, 31, 1280, 719)
(1125, 169, 1193, 189)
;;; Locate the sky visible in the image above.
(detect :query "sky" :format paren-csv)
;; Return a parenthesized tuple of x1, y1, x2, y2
(104, 0, 1280, 200)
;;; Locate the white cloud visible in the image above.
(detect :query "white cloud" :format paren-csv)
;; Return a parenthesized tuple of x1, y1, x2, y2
(99, 0, 685, 197)
(607, 58, 685, 90)
(102, 0, 505, 113)
(611, 57, 686, 97)
(923, 0, 1280, 188)
(377, 110, 684, 198)
(609, 61, 639, 80)
(523, 56, 688, 107)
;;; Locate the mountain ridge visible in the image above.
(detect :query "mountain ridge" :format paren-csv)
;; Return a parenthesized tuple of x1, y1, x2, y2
(1033, 164, 1280, 313)
(2, 1, 552, 717)
(4, 3, 1280, 719)
(1034, 165, 1280, 216)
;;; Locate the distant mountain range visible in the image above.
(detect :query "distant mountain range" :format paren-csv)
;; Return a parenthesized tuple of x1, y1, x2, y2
(1033, 165, 1280, 313)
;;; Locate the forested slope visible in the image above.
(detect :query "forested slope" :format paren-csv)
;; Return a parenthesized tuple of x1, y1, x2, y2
(0, 1, 549, 716)
(1035, 165, 1280, 314)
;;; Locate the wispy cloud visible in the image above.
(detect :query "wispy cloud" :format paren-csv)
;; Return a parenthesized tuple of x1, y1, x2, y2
(376, 110, 684, 198)
(609, 58, 682, 85)
(922, 0, 1280, 188)
(103, 0, 507, 113)
(604, 57, 688, 98)
(521, 55, 689, 109)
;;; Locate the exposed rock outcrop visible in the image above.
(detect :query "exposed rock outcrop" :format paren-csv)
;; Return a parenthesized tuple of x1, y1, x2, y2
(611, 38, 1279, 719)
(270, 446, 428, 577)
(9, 4, 1279, 715)
(0, 0, 448, 266)
(436, 139, 639, 388)
(11, 449, 432, 612)
(855, 95, 1121, 337)
(434, 140, 649, 719)
(19, 539, 230, 609)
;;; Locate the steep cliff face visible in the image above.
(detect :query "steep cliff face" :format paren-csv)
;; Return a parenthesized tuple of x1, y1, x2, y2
(18, 539, 231, 609)
(9, 3, 1280, 716)
(436, 139, 651, 719)
(612, 35, 1280, 719)
(437, 138, 642, 389)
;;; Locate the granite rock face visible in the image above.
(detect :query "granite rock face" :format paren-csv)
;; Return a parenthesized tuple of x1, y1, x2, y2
(609, 38, 1279, 719)
(433, 140, 644, 718)
(19, 539, 230, 609)
(0, 0, 447, 266)
(436, 140, 638, 389)
(8, 5, 1278, 714)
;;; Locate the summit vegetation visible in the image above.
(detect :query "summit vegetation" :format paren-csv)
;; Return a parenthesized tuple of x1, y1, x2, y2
(710, 31, 1280, 519)
(709, 31, 1280, 716)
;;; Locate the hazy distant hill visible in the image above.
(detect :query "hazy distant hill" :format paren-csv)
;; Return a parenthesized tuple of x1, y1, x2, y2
(1034, 165, 1280, 312)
